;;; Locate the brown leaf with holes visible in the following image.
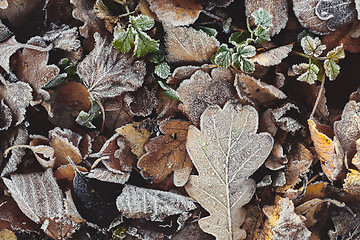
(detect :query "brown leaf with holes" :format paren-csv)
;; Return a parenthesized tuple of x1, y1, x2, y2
(177, 68, 236, 126)
(245, 0, 289, 36)
(308, 118, 345, 181)
(138, 120, 192, 187)
(165, 26, 219, 64)
(146, 0, 202, 26)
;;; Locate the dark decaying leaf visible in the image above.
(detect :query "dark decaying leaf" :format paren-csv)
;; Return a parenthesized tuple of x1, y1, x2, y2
(185, 101, 274, 240)
(146, 0, 202, 26)
(0, 20, 12, 42)
(0, 0, 39, 26)
(0, 36, 25, 73)
(245, 0, 288, 36)
(77, 32, 146, 100)
(124, 86, 158, 117)
(137, 120, 193, 187)
(116, 184, 196, 221)
(165, 26, 219, 64)
(177, 68, 236, 126)
(252, 43, 294, 66)
(0, 99, 11, 131)
(292, 0, 330, 35)
(315, 0, 356, 32)
(3, 169, 80, 239)
(167, 65, 212, 84)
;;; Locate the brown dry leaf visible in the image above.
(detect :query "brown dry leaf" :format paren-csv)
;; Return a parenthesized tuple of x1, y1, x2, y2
(276, 142, 313, 193)
(87, 168, 129, 184)
(124, 86, 158, 117)
(42, 24, 82, 52)
(116, 122, 151, 158)
(77, 32, 146, 100)
(295, 198, 332, 228)
(0, 80, 32, 126)
(0, 19, 12, 41)
(351, 138, 360, 169)
(252, 43, 294, 66)
(261, 197, 311, 240)
(245, 0, 289, 36)
(165, 26, 219, 64)
(0, 99, 11, 131)
(167, 64, 212, 84)
(55, 163, 88, 182)
(0, 0, 40, 26)
(2, 169, 80, 239)
(0, 36, 24, 73)
(234, 73, 287, 106)
(185, 101, 274, 240)
(146, 0, 202, 26)
(116, 184, 196, 221)
(292, 0, 330, 35)
(0, 229, 16, 240)
(343, 169, 360, 195)
(177, 69, 236, 126)
(308, 119, 345, 181)
(15, 37, 59, 102)
(322, 24, 360, 53)
(264, 142, 287, 171)
(137, 120, 193, 187)
(0, 0, 8, 9)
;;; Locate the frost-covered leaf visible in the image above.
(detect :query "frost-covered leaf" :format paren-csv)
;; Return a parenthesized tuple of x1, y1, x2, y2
(177, 69, 235, 126)
(0, 36, 24, 73)
(292, 0, 329, 35)
(315, 0, 356, 31)
(146, 0, 202, 26)
(0, 20, 12, 42)
(165, 26, 219, 64)
(254, 27, 271, 43)
(88, 168, 129, 184)
(77, 33, 146, 100)
(155, 62, 170, 79)
(229, 31, 252, 47)
(76, 100, 101, 129)
(327, 43, 345, 60)
(251, 8, 272, 29)
(0, 99, 11, 131)
(237, 45, 256, 58)
(0, 0, 7, 9)
(213, 43, 232, 68)
(245, 0, 288, 36)
(112, 26, 135, 53)
(324, 59, 340, 80)
(138, 120, 193, 187)
(42, 24, 81, 52)
(2, 169, 80, 239)
(158, 81, 179, 100)
(252, 43, 293, 66)
(343, 169, 360, 195)
(301, 36, 326, 57)
(293, 63, 319, 84)
(124, 86, 158, 116)
(116, 185, 196, 221)
(185, 101, 274, 240)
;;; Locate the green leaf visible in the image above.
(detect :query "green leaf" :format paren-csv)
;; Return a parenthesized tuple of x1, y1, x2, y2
(155, 62, 171, 79)
(158, 81, 179, 100)
(223, 17, 232, 33)
(229, 31, 252, 46)
(237, 45, 256, 58)
(214, 44, 232, 68)
(324, 59, 340, 80)
(326, 44, 345, 61)
(113, 26, 135, 53)
(296, 63, 319, 84)
(254, 27, 270, 43)
(251, 8, 272, 29)
(42, 73, 68, 89)
(149, 46, 166, 63)
(58, 58, 70, 68)
(130, 14, 155, 31)
(241, 58, 255, 73)
(133, 30, 159, 57)
(300, 36, 326, 57)
(193, 26, 218, 37)
(76, 100, 102, 129)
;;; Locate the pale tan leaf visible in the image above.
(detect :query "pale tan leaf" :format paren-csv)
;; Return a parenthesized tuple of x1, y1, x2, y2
(0, 20, 12, 41)
(165, 26, 219, 64)
(167, 64, 212, 84)
(185, 101, 274, 240)
(0, 99, 11, 131)
(88, 168, 130, 184)
(2, 169, 80, 239)
(245, 0, 288, 36)
(343, 169, 360, 195)
(252, 43, 294, 66)
(147, 0, 202, 26)
(42, 24, 81, 52)
(77, 33, 146, 100)
(0, 0, 8, 9)
(0, 36, 24, 73)
(116, 184, 196, 221)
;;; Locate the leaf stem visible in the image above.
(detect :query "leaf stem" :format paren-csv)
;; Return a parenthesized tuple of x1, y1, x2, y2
(293, 51, 310, 59)
(310, 74, 326, 119)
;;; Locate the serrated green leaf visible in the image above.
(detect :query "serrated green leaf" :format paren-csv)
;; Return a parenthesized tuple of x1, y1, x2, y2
(296, 63, 319, 84)
(155, 62, 171, 79)
(158, 81, 179, 100)
(251, 8, 272, 29)
(326, 44, 345, 61)
(214, 44, 232, 68)
(237, 45, 256, 58)
(324, 59, 340, 80)
(130, 14, 154, 32)
(301, 36, 326, 57)
(76, 100, 102, 129)
(42, 73, 68, 89)
(133, 30, 159, 57)
(113, 26, 135, 53)
(254, 27, 271, 43)
(241, 58, 255, 73)
(229, 31, 252, 46)
(232, 52, 241, 69)
(149, 47, 166, 63)
(193, 26, 217, 37)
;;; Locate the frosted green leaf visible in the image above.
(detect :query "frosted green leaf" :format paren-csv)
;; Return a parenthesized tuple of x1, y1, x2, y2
(158, 81, 179, 100)
(194, 26, 218, 37)
(133, 30, 159, 57)
(75, 100, 102, 129)
(326, 44, 345, 61)
(237, 45, 256, 58)
(229, 31, 252, 46)
(241, 58, 255, 73)
(130, 14, 155, 31)
(113, 26, 135, 53)
(254, 27, 271, 43)
(251, 8, 273, 29)
(43, 73, 68, 89)
(214, 44, 232, 68)
(155, 62, 170, 79)
(324, 59, 340, 80)
(301, 36, 326, 57)
(295, 63, 319, 84)
(149, 47, 166, 63)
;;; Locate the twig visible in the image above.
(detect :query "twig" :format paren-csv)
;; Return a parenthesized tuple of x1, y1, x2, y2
(310, 74, 326, 119)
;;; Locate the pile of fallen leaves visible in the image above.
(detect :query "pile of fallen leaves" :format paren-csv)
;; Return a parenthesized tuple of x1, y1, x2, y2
(1, 0, 360, 239)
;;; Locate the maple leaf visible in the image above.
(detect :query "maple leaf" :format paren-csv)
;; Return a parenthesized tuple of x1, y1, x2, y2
(77, 33, 146, 100)
(185, 101, 274, 240)
(137, 120, 193, 187)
